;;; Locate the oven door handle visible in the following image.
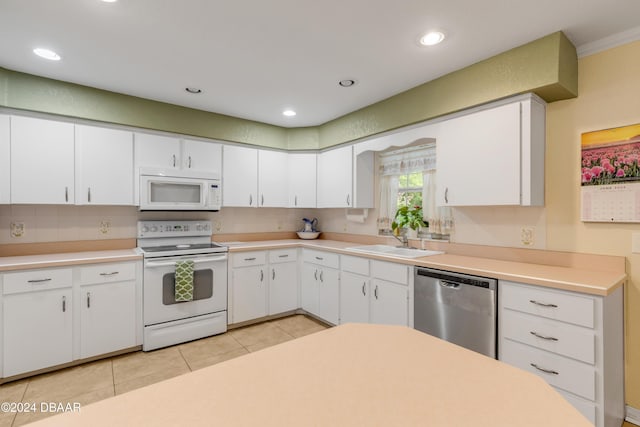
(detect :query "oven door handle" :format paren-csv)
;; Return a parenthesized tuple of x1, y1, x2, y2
(145, 255, 228, 268)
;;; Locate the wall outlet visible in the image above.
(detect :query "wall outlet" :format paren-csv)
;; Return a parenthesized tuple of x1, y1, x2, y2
(520, 227, 534, 246)
(10, 222, 25, 238)
(99, 220, 111, 235)
(631, 233, 640, 253)
(214, 220, 222, 232)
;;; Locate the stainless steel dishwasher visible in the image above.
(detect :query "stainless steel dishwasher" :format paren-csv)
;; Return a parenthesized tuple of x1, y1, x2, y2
(414, 267, 498, 358)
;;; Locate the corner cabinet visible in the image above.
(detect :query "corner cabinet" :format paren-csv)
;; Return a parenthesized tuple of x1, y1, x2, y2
(317, 146, 374, 208)
(498, 280, 623, 427)
(10, 116, 75, 204)
(436, 94, 545, 206)
(75, 125, 135, 205)
(0, 115, 9, 204)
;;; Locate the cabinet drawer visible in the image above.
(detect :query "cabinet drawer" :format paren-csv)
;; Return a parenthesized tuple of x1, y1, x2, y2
(370, 260, 408, 285)
(500, 339, 595, 401)
(501, 281, 595, 328)
(78, 262, 136, 285)
(303, 249, 339, 269)
(232, 251, 267, 267)
(341, 255, 369, 276)
(269, 249, 297, 264)
(3, 268, 72, 295)
(501, 309, 595, 364)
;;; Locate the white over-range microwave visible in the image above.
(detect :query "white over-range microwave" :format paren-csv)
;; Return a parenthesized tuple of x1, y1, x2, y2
(139, 168, 221, 211)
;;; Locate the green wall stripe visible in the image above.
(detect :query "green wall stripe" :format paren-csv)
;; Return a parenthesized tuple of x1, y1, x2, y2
(0, 32, 577, 150)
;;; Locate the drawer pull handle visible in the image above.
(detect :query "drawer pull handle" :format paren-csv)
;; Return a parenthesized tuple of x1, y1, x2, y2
(272, 269, 275, 280)
(315, 256, 323, 261)
(62, 296, 67, 313)
(314, 269, 318, 280)
(244, 257, 256, 261)
(278, 254, 289, 258)
(319, 270, 323, 282)
(374, 285, 379, 300)
(27, 278, 52, 283)
(529, 300, 558, 308)
(99, 272, 119, 276)
(362, 282, 366, 296)
(260, 270, 264, 282)
(87, 292, 91, 308)
(530, 363, 558, 375)
(530, 331, 558, 341)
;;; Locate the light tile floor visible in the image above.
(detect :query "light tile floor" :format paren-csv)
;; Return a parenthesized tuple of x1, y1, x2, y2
(0, 315, 328, 426)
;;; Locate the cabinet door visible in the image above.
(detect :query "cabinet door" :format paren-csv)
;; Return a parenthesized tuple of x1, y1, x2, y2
(3, 289, 73, 377)
(317, 146, 353, 208)
(370, 279, 408, 326)
(231, 265, 267, 323)
(80, 280, 137, 359)
(339, 271, 369, 324)
(182, 139, 222, 174)
(75, 125, 134, 205)
(0, 115, 9, 204)
(317, 267, 340, 325)
(269, 262, 298, 315)
(258, 150, 289, 207)
(301, 262, 320, 316)
(436, 102, 521, 206)
(288, 153, 316, 208)
(134, 133, 181, 169)
(222, 145, 258, 207)
(10, 116, 75, 204)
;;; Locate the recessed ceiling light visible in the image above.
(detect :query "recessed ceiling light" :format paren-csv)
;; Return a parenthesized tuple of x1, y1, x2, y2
(33, 48, 61, 61)
(339, 79, 356, 87)
(419, 31, 445, 46)
(101, 0, 118, 3)
(185, 87, 202, 94)
(282, 110, 297, 117)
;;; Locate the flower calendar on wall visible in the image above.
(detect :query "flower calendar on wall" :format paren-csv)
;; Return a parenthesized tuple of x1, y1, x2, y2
(581, 123, 640, 222)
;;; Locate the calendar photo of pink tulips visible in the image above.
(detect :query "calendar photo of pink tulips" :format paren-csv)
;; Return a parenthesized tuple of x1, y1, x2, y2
(581, 123, 640, 186)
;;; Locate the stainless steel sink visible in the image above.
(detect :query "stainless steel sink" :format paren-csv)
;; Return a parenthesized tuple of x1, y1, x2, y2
(345, 245, 444, 259)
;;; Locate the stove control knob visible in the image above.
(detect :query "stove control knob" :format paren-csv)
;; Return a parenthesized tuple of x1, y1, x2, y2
(142, 226, 149, 233)
(196, 224, 203, 231)
(150, 226, 158, 232)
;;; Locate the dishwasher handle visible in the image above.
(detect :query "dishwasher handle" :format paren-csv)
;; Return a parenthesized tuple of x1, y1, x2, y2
(440, 280, 460, 289)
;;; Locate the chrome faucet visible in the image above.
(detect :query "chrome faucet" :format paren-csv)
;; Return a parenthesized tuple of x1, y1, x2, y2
(392, 232, 409, 248)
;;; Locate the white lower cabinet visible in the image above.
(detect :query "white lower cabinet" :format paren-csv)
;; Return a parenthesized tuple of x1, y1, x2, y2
(2, 268, 74, 377)
(78, 262, 138, 359)
(229, 249, 299, 324)
(301, 249, 340, 325)
(1, 261, 142, 380)
(498, 280, 624, 427)
(339, 255, 409, 326)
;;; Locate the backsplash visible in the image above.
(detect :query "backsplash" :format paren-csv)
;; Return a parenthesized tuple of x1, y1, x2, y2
(0, 205, 315, 245)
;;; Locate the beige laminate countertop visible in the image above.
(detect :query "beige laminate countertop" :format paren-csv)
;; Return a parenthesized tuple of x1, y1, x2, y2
(0, 249, 142, 272)
(224, 239, 625, 296)
(30, 323, 591, 427)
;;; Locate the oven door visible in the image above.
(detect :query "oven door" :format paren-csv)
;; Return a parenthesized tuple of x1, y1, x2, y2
(143, 253, 228, 326)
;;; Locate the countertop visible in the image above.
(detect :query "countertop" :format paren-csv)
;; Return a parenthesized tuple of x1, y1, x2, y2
(224, 239, 625, 296)
(0, 249, 141, 272)
(30, 323, 591, 427)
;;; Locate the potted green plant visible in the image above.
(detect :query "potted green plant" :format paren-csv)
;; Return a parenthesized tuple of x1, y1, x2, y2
(392, 204, 426, 238)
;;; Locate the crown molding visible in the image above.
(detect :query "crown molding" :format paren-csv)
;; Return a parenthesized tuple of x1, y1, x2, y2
(577, 25, 640, 58)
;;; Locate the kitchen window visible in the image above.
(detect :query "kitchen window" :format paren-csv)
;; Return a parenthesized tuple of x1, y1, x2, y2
(377, 143, 453, 238)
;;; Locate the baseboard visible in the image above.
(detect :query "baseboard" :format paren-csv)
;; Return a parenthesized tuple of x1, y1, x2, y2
(626, 405, 640, 425)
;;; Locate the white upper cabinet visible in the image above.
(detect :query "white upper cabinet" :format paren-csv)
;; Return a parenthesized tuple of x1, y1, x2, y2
(258, 150, 288, 207)
(181, 139, 221, 173)
(317, 145, 374, 208)
(223, 145, 258, 207)
(288, 153, 316, 208)
(10, 116, 75, 204)
(436, 94, 545, 206)
(135, 133, 222, 174)
(0, 115, 9, 204)
(318, 146, 352, 208)
(134, 133, 181, 170)
(75, 125, 134, 205)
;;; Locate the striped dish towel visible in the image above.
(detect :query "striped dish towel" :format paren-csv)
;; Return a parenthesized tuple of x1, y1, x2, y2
(175, 260, 195, 302)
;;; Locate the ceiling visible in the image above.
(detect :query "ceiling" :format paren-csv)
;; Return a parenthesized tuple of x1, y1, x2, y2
(1, 1, 640, 128)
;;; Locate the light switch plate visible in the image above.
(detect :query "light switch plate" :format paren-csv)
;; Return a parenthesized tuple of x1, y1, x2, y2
(632, 233, 640, 253)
